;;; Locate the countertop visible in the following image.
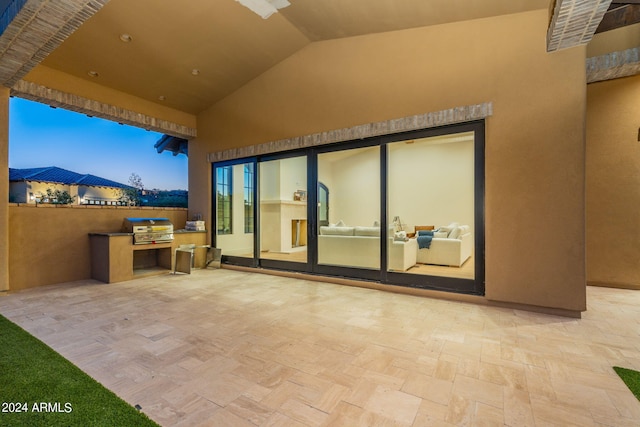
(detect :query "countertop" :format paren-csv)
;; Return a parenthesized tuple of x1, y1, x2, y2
(89, 229, 206, 237)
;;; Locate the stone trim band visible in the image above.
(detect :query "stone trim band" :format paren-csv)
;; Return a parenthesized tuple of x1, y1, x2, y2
(208, 102, 493, 163)
(11, 80, 197, 139)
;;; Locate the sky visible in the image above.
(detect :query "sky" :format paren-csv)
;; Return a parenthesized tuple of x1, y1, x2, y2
(8, 98, 189, 190)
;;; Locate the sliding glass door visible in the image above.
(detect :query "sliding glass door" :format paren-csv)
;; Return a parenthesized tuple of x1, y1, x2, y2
(213, 159, 256, 266)
(387, 131, 476, 279)
(316, 145, 381, 271)
(259, 156, 308, 267)
(212, 121, 484, 294)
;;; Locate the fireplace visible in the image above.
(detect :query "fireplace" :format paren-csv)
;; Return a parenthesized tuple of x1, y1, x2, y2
(291, 219, 307, 247)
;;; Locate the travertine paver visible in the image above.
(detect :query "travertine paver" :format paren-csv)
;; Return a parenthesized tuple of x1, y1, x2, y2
(1, 269, 639, 426)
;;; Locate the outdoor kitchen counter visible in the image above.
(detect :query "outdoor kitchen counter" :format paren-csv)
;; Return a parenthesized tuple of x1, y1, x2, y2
(89, 230, 207, 283)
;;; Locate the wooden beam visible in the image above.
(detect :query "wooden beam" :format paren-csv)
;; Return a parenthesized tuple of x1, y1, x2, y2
(596, 4, 640, 33)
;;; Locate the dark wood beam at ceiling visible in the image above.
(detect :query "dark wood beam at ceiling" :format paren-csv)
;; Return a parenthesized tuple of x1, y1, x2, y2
(596, 3, 640, 33)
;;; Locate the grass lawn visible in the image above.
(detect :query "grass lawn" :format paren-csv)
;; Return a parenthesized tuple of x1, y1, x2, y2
(0, 314, 159, 426)
(614, 366, 640, 401)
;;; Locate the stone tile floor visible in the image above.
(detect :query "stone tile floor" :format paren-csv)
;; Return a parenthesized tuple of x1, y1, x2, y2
(1, 269, 639, 426)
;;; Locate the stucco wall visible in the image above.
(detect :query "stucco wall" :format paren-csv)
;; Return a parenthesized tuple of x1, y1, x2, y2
(8, 204, 187, 291)
(194, 9, 587, 312)
(586, 74, 640, 289)
(0, 88, 8, 292)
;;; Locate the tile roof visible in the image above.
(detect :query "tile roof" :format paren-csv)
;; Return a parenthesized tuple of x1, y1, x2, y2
(9, 166, 132, 189)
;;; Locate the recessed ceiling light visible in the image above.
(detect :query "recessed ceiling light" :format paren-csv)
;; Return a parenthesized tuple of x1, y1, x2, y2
(158, 95, 166, 101)
(119, 33, 132, 42)
(87, 70, 99, 77)
(191, 69, 200, 76)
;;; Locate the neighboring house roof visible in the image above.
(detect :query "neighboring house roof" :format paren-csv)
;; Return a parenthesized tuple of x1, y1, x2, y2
(9, 166, 132, 189)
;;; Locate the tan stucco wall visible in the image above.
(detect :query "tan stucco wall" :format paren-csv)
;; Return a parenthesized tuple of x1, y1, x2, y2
(0, 88, 8, 292)
(586, 74, 640, 289)
(194, 10, 587, 311)
(8, 205, 187, 291)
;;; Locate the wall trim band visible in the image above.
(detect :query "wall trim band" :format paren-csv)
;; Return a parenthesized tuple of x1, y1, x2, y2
(11, 80, 197, 139)
(208, 102, 493, 163)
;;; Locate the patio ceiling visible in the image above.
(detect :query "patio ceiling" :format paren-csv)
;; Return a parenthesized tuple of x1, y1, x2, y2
(16, 0, 552, 115)
(0, 0, 637, 125)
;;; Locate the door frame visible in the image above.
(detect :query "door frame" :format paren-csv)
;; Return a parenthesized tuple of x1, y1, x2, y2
(212, 120, 485, 295)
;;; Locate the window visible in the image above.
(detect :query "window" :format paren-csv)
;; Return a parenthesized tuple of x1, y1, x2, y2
(217, 166, 233, 235)
(244, 163, 254, 233)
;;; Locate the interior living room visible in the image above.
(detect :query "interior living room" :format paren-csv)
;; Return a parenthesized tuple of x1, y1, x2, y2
(250, 131, 476, 280)
(1, 1, 640, 426)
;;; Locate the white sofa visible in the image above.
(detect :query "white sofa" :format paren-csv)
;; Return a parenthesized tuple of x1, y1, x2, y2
(318, 225, 417, 271)
(415, 224, 472, 267)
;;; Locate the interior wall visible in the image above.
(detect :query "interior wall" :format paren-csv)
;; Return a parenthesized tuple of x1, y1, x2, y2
(586, 74, 640, 289)
(322, 147, 380, 226)
(196, 9, 587, 312)
(279, 157, 307, 201)
(318, 139, 475, 231)
(8, 204, 188, 291)
(260, 160, 281, 200)
(388, 137, 474, 233)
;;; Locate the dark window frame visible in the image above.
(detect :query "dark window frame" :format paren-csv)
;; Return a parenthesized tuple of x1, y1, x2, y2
(216, 165, 233, 235)
(244, 163, 254, 234)
(211, 120, 485, 295)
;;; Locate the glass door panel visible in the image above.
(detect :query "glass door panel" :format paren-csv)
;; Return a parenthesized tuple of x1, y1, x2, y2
(259, 156, 308, 264)
(317, 146, 380, 269)
(387, 132, 475, 279)
(214, 162, 255, 259)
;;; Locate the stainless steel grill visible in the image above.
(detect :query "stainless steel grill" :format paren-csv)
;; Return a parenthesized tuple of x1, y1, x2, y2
(122, 218, 174, 245)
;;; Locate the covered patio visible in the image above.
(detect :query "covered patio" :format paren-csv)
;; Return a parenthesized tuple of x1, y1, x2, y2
(0, 269, 639, 426)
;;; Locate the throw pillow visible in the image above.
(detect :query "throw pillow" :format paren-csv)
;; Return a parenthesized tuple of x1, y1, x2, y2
(394, 231, 407, 241)
(448, 227, 461, 239)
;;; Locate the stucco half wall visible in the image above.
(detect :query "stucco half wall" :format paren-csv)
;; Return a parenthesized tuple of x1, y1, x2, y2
(8, 205, 188, 291)
(192, 9, 587, 313)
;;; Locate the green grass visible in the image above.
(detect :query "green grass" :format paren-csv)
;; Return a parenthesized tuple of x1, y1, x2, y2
(0, 314, 160, 426)
(614, 366, 640, 401)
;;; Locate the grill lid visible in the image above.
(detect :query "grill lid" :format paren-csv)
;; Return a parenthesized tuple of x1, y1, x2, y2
(122, 217, 173, 233)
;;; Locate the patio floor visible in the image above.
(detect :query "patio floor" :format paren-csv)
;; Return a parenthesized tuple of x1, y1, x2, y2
(1, 269, 639, 426)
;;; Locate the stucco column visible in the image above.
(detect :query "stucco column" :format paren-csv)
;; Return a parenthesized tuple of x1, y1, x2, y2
(0, 87, 9, 291)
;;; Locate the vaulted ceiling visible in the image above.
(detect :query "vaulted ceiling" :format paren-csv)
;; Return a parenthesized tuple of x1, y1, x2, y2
(34, 0, 551, 115)
(0, 0, 638, 136)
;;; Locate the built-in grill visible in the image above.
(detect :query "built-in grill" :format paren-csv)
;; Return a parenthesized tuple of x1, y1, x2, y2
(122, 218, 174, 245)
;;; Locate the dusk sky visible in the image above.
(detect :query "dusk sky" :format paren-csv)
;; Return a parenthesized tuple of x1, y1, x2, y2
(9, 98, 189, 190)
